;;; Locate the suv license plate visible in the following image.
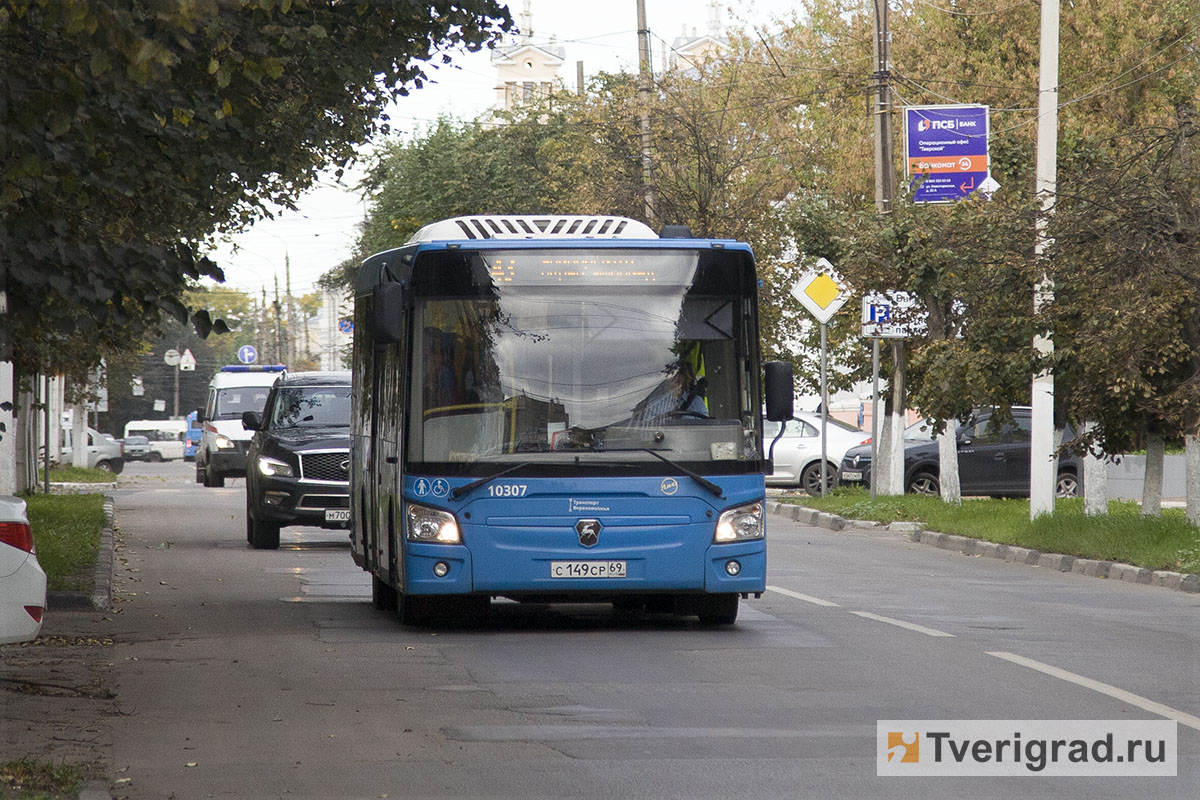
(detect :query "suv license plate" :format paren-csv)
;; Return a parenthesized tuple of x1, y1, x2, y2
(325, 509, 350, 522)
(841, 471, 863, 481)
(550, 561, 627, 579)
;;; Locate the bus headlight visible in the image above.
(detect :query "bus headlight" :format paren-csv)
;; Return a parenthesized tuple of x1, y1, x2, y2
(714, 501, 764, 542)
(406, 503, 461, 544)
(257, 456, 293, 478)
(215, 434, 234, 449)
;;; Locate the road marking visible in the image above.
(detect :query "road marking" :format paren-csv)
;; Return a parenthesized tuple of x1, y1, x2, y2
(767, 585, 840, 607)
(851, 611, 955, 638)
(988, 651, 1200, 732)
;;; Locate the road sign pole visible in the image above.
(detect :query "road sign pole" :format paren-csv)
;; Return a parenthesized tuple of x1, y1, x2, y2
(820, 322, 829, 498)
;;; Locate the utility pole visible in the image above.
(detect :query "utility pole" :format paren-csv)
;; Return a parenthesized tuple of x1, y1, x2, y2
(870, 0, 904, 495)
(273, 275, 283, 365)
(285, 254, 296, 366)
(1030, 0, 1061, 518)
(636, 0, 656, 223)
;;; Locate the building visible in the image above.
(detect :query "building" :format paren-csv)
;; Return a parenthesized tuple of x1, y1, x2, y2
(491, 1, 566, 113)
(669, 0, 730, 71)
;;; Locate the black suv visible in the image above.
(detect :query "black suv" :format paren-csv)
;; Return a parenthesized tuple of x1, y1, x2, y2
(241, 371, 352, 549)
(838, 407, 1081, 498)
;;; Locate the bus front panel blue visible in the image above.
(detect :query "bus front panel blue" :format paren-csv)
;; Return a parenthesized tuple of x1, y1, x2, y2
(402, 475, 766, 596)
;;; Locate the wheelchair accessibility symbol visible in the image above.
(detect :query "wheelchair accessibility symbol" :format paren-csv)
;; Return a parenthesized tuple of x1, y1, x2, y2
(431, 479, 450, 497)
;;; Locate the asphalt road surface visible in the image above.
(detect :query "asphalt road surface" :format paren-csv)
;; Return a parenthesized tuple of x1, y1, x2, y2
(43, 462, 1200, 796)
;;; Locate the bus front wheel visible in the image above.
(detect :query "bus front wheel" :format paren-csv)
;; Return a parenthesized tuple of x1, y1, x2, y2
(697, 593, 739, 625)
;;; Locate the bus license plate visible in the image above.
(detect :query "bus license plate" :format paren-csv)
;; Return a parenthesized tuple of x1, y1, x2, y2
(550, 561, 627, 579)
(325, 509, 350, 523)
(841, 471, 863, 481)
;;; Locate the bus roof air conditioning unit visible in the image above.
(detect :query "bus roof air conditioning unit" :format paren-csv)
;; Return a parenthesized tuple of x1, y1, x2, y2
(405, 216, 658, 243)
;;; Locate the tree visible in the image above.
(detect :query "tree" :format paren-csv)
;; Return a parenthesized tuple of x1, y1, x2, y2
(1, 0, 512, 379)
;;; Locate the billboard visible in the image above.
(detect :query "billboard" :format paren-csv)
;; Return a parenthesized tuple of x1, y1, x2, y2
(904, 104, 990, 203)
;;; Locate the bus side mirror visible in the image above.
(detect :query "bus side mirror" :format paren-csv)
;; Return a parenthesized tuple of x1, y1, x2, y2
(242, 411, 262, 431)
(764, 361, 794, 422)
(373, 282, 406, 344)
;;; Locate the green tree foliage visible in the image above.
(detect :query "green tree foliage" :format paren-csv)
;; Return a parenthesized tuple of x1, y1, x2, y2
(326, 0, 1197, 443)
(1, 0, 512, 378)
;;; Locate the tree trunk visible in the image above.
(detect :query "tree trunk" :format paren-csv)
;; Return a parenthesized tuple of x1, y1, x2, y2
(1187, 435, 1200, 527)
(1142, 433, 1164, 517)
(1081, 421, 1107, 516)
(938, 417, 961, 504)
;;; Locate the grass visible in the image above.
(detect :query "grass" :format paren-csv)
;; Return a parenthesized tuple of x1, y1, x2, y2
(789, 488, 1200, 573)
(22, 494, 105, 591)
(0, 758, 88, 799)
(38, 465, 117, 483)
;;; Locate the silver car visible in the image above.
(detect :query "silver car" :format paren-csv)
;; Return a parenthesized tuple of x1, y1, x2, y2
(765, 411, 870, 495)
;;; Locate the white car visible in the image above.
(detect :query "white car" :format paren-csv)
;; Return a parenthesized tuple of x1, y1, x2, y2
(0, 495, 47, 644)
(764, 411, 870, 495)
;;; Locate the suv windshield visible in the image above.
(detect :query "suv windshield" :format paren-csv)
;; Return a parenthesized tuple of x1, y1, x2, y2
(269, 386, 352, 428)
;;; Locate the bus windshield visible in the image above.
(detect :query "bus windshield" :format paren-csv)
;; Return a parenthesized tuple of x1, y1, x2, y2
(405, 248, 761, 473)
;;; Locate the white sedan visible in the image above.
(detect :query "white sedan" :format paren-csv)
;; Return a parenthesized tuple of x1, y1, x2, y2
(0, 495, 47, 644)
(764, 411, 871, 495)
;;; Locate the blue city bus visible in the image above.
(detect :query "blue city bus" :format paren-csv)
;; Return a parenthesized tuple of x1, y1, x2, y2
(350, 216, 793, 626)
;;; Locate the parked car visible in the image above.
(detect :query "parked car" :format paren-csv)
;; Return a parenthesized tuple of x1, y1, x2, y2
(765, 411, 871, 495)
(242, 371, 352, 549)
(838, 407, 1081, 497)
(0, 495, 47, 644)
(59, 426, 125, 473)
(122, 435, 152, 461)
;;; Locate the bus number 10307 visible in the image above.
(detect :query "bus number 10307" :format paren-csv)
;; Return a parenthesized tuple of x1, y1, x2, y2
(488, 484, 528, 497)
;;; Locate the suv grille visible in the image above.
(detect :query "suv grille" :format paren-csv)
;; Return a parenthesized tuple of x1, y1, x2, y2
(300, 451, 350, 483)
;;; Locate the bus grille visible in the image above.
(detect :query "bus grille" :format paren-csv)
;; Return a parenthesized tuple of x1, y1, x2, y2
(300, 451, 350, 483)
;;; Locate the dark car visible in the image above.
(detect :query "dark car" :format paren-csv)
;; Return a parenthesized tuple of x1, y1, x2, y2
(122, 435, 152, 461)
(242, 371, 352, 549)
(838, 407, 1081, 498)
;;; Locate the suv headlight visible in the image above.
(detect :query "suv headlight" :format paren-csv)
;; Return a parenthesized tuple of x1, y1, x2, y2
(714, 501, 765, 542)
(406, 503, 461, 544)
(215, 434, 234, 449)
(257, 456, 294, 478)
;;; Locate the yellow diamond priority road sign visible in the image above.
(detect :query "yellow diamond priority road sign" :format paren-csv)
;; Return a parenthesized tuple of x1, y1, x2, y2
(790, 258, 850, 324)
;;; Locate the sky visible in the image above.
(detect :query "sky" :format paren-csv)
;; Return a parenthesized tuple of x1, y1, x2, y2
(203, 0, 802, 300)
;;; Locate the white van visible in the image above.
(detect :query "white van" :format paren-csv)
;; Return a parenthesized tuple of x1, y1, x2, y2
(195, 365, 285, 487)
(123, 419, 187, 461)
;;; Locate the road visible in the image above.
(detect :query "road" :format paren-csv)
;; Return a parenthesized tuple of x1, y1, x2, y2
(45, 462, 1200, 796)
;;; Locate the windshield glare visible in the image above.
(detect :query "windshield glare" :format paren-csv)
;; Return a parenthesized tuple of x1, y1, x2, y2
(406, 249, 759, 469)
(270, 386, 351, 428)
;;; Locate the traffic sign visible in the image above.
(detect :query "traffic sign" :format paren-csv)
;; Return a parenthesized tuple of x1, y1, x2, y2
(163, 349, 181, 366)
(338, 319, 354, 334)
(862, 292, 922, 338)
(179, 349, 196, 372)
(237, 344, 258, 364)
(790, 258, 850, 324)
(904, 104, 990, 203)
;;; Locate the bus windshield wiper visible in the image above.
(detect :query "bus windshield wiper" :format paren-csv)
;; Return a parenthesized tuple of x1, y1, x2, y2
(450, 462, 534, 500)
(640, 449, 724, 498)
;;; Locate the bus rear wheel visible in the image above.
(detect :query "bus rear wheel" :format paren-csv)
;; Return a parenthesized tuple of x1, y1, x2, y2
(696, 593, 739, 625)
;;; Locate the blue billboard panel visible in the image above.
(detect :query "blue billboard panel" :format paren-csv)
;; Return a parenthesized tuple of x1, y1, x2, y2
(904, 105, 990, 203)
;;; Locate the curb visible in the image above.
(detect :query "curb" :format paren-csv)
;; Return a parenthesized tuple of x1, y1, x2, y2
(48, 481, 118, 495)
(46, 495, 114, 612)
(767, 501, 1200, 594)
